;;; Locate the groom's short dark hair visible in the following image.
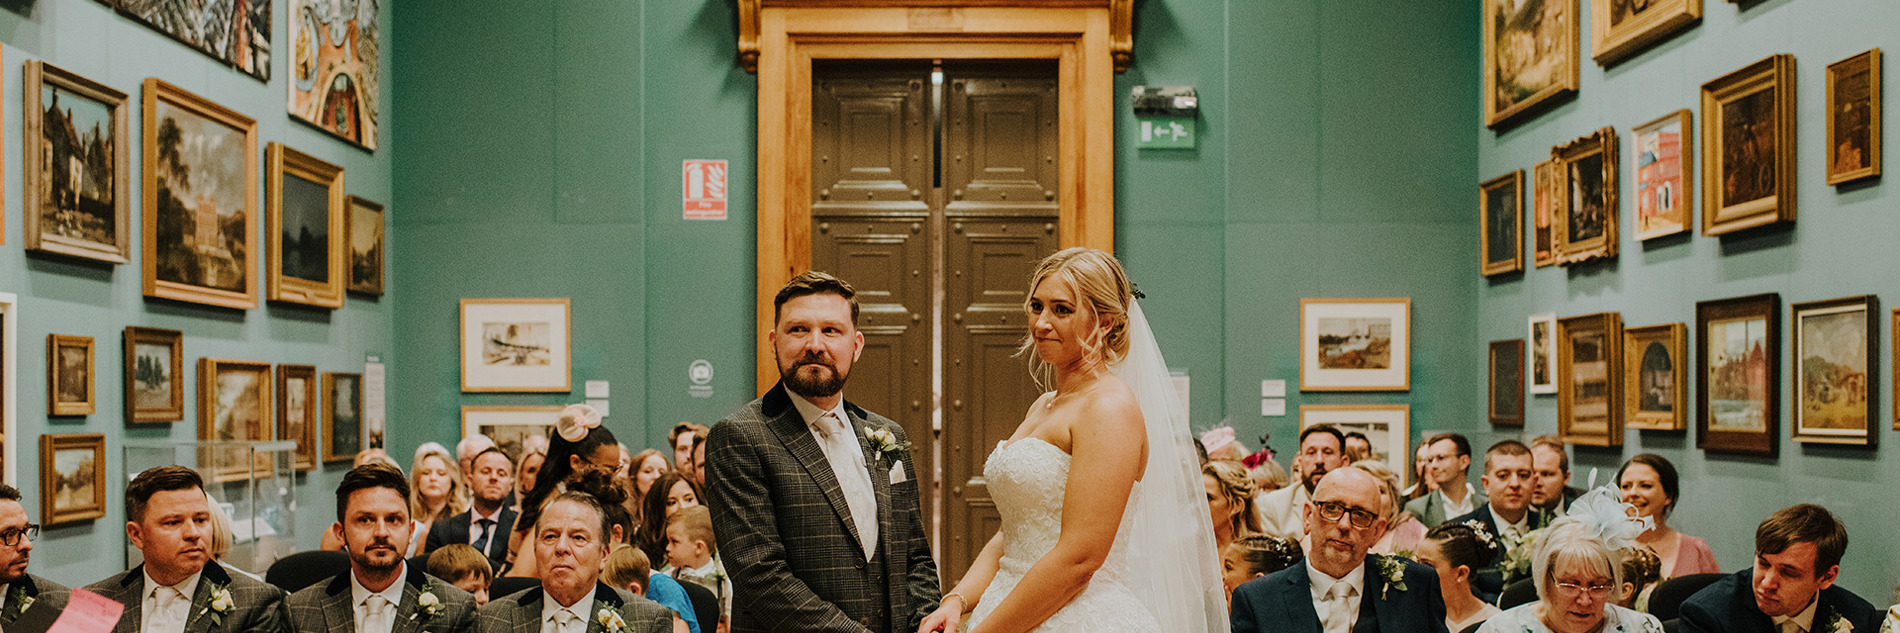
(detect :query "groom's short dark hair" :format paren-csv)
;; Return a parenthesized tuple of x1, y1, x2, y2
(1757, 504, 1848, 575)
(775, 271, 860, 326)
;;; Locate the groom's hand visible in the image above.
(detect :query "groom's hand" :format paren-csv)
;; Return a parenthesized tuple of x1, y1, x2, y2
(916, 595, 966, 633)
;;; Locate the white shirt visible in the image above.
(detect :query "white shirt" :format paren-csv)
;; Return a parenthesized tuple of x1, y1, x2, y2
(349, 564, 408, 633)
(789, 392, 879, 558)
(1772, 596, 1820, 633)
(1306, 560, 1368, 633)
(140, 569, 204, 633)
(1437, 485, 1477, 518)
(1497, 507, 1531, 538)
(539, 589, 596, 633)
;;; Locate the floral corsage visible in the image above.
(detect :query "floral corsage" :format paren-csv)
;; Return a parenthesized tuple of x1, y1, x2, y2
(1828, 611, 1853, 633)
(864, 425, 912, 458)
(203, 584, 235, 626)
(411, 584, 444, 624)
(10, 583, 34, 614)
(596, 605, 628, 633)
(1375, 555, 1408, 599)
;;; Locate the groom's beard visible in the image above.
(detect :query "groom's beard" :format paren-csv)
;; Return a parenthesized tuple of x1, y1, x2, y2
(781, 352, 849, 399)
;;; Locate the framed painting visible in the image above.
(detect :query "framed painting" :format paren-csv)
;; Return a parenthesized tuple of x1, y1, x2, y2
(1490, 339, 1525, 427)
(142, 79, 258, 310)
(461, 298, 573, 392)
(47, 334, 94, 416)
(124, 326, 184, 424)
(1484, 0, 1577, 127)
(1558, 312, 1624, 446)
(1791, 296, 1877, 446)
(0, 293, 15, 486)
(118, 0, 271, 81)
(198, 359, 273, 482)
(1634, 110, 1693, 240)
(40, 433, 105, 526)
(24, 61, 131, 264)
(1590, 0, 1701, 66)
(1532, 159, 1557, 267)
(276, 364, 319, 471)
(1300, 405, 1411, 488)
(1299, 298, 1411, 391)
(1529, 312, 1558, 394)
(1553, 127, 1620, 264)
(348, 197, 385, 296)
(1702, 55, 1796, 236)
(1624, 323, 1687, 431)
(1826, 49, 1881, 185)
(266, 143, 346, 308)
(289, 0, 382, 149)
(323, 372, 363, 463)
(1480, 170, 1524, 276)
(1696, 293, 1780, 456)
(462, 405, 564, 460)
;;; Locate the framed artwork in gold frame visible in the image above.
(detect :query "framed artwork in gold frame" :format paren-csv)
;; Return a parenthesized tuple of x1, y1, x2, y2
(1893, 308, 1900, 431)
(1552, 127, 1619, 264)
(1590, 0, 1701, 67)
(1633, 110, 1693, 241)
(47, 334, 94, 416)
(1299, 298, 1411, 392)
(24, 61, 131, 263)
(1702, 55, 1796, 236)
(1791, 296, 1877, 447)
(460, 298, 573, 392)
(141, 78, 258, 310)
(1826, 49, 1881, 186)
(1696, 293, 1780, 456)
(1490, 339, 1525, 427)
(1484, 0, 1577, 127)
(348, 196, 386, 296)
(1480, 171, 1524, 277)
(323, 372, 364, 464)
(198, 358, 273, 481)
(41, 433, 106, 526)
(1624, 323, 1686, 431)
(267, 143, 346, 308)
(1532, 160, 1557, 267)
(1558, 312, 1623, 446)
(124, 326, 184, 424)
(276, 364, 319, 471)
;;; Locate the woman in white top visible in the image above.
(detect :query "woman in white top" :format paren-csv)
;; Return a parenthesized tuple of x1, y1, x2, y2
(1414, 521, 1503, 633)
(1476, 488, 1663, 633)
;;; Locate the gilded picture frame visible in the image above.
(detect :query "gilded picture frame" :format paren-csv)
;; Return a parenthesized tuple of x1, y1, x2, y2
(1480, 170, 1524, 277)
(276, 364, 319, 471)
(1624, 323, 1687, 431)
(1558, 312, 1623, 446)
(1590, 0, 1701, 66)
(41, 433, 106, 526)
(124, 326, 184, 424)
(1825, 49, 1881, 186)
(141, 79, 258, 310)
(1552, 127, 1619, 264)
(1696, 293, 1780, 457)
(24, 61, 132, 264)
(1633, 110, 1693, 241)
(1702, 55, 1796, 236)
(1532, 159, 1557, 267)
(266, 143, 347, 308)
(47, 334, 94, 416)
(347, 196, 386, 296)
(1791, 296, 1877, 447)
(198, 358, 274, 481)
(323, 372, 365, 463)
(1484, 0, 1578, 127)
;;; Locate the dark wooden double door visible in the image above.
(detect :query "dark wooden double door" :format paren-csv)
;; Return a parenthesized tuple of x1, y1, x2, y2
(807, 61, 1059, 581)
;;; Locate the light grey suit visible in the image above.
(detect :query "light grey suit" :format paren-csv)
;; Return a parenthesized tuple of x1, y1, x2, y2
(287, 564, 476, 633)
(474, 583, 669, 633)
(86, 561, 290, 633)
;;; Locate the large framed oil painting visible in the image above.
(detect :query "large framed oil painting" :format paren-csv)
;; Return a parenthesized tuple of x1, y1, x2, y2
(1634, 110, 1693, 241)
(266, 143, 346, 308)
(348, 196, 385, 296)
(1696, 293, 1780, 456)
(461, 298, 573, 392)
(1826, 49, 1881, 186)
(1490, 339, 1525, 427)
(1484, 0, 1578, 127)
(290, 0, 382, 149)
(1558, 312, 1623, 447)
(24, 61, 131, 264)
(1702, 55, 1796, 236)
(116, 0, 271, 81)
(1300, 405, 1411, 488)
(198, 358, 273, 481)
(1590, 0, 1700, 66)
(1532, 159, 1557, 267)
(1791, 296, 1877, 447)
(1299, 298, 1411, 392)
(276, 364, 318, 471)
(40, 433, 105, 526)
(462, 405, 564, 460)
(1480, 171, 1524, 277)
(47, 334, 94, 417)
(1529, 312, 1558, 394)
(142, 79, 258, 310)
(1552, 127, 1619, 264)
(124, 326, 184, 424)
(323, 372, 363, 463)
(1623, 323, 1686, 431)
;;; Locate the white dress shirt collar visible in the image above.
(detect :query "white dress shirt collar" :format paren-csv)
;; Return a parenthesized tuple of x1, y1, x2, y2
(788, 391, 849, 432)
(540, 587, 596, 626)
(350, 563, 408, 632)
(1437, 484, 1476, 517)
(1498, 506, 1531, 536)
(140, 568, 204, 633)
(1773, 595, 1821, 633)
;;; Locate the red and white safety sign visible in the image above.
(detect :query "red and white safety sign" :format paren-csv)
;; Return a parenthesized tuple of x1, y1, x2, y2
(683, 159, 728, 220)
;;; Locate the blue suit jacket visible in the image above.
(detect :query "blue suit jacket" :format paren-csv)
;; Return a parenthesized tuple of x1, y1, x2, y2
(1231, 555, 1450, 633)
(1680, 569, 1878, 633)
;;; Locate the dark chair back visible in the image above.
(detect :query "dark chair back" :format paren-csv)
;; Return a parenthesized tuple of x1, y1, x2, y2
(679, 579, 719, 633)
(490, 576, 543, 601)
(266, 550, 350, 593)
(1646, 573, 1727, 622)
(1499, 577, 1539, 609)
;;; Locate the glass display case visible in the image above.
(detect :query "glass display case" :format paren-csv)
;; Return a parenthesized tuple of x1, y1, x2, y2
(122, 440, 299, 576)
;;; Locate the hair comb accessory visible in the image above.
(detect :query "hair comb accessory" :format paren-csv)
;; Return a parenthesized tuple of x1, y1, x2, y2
(1566, 484, 1652, 550)
(557, 404, 602, 442)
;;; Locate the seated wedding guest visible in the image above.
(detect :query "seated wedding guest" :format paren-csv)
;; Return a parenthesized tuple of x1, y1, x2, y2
(507, 405, 621, 577)
(1244, 451, 1290, 494)
(669, 424, 709, 485)
(1342, 432, 1373, 462)
(688, 438, 707, 489)
(1257, 424, 1350, 541)
(1401, 442, 1437, 503)
(637, 473, 702, 570)
(1474, 489, 1662, 633)
(1618, 546, 1661, 611)
(1221, 535, 1302, 602)
(513, 446, 546, 512)
(1414, 522, 1502, 633)
(1680, 504, 1878, 633)
(616, 444, 634, 479)
(1617, 454, 1718, 578)
(473, 492, 672, 633)
(628, 450, 671, 532)
(89, 466, 290, 633)
(205, 492, 263, 580)
(1203, 426, 1248, 462)
(665, 507, 728, 629)
(602, 546, 697, 633)
(1206, 460, 1263, 553)
(356, 448, 400, 470)
(1406, 434, 1483, 528)
(1529, 436, 1580, 518)
(0, 484, 69, 626)
(1355, 459, 1426, 556)
(412, 443, 470, 558)
(427, 447, 518, 568)
(457, 435, 498, 483)
(291, 464, 477, 633)
(428, 545, 495, 606)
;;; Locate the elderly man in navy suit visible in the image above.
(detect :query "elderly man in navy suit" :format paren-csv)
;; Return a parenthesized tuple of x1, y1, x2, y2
(1231, 466, 1449, 633)
(1680, 505, 1878, 633)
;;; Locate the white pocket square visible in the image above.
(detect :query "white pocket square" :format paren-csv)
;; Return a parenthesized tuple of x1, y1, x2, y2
(889, 461, 908, 484)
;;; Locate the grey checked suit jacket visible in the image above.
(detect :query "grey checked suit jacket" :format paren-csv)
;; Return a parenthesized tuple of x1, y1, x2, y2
(287, 564, 476, 633)
(0, 573, 72, 625)
(1403, 487, 1486, 528)
(474, 583, 669, 633)
(86, 560, 290, 633)
(705, 383, 940, 633)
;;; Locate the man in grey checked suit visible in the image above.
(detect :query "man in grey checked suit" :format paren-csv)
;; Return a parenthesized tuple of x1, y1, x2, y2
(0, 483, 68, 625)
(290, 464, 476, 633)
(475, 492, 670, 633)
(706, 272, 940, 633)
(87, 466, 290, 633)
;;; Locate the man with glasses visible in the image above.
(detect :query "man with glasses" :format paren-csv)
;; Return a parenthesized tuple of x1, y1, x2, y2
(1258, 425, 1351, 541)
(0, 484, 67, 625)
(1232, 467, 1449, 633)
(1680, 504, 1878, 633)
(1403, 434, 1483, 529)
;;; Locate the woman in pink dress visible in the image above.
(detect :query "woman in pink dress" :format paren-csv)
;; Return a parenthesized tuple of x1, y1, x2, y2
(1617, 454, 1719, 577)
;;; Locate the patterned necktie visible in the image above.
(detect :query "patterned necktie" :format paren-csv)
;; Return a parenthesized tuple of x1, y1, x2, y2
(819, 411, 879, 558)
(472, 518, 496, 553)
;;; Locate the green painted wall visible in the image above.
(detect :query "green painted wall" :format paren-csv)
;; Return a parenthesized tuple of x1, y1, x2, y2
(1477, 0, 1900, 597)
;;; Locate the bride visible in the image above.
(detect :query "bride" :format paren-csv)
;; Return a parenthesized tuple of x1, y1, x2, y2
(920, 248, 1227, 633)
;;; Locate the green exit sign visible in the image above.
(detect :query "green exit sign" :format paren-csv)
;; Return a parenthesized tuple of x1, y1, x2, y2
(1135, 116, 1195, 149)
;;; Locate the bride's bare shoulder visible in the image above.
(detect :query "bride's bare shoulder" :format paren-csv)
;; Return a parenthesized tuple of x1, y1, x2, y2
(1078, 375, 1143, 429)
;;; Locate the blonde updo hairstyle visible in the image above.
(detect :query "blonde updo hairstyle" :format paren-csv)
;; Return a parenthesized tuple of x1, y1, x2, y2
(1018, 247, 1134, 386)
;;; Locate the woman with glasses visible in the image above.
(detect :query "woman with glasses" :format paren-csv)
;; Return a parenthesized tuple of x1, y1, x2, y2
(1476, 488, 1662, 633)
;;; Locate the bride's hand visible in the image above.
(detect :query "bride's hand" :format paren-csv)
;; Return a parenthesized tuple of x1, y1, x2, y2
(917, 595, 967, 633)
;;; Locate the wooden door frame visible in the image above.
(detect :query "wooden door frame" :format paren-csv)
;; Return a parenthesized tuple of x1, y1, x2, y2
(745, 4, 1127, 390)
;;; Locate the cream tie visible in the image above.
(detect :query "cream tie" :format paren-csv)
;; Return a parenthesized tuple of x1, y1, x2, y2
(150, 587, 186, 633)
(362, 595, 392, 633)
(550, 608, 580, 633)
(1322, 583, 1355, 633)
(1781, 621, 1804, 633)
(819, 411, 879, 558)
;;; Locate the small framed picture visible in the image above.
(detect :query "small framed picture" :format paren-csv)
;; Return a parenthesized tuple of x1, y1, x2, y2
(1490, 339, 1525, 427)
(1532, 160, 1558, 267)
(323, 372, 364, 463)
(1529, 313, 1558, 394)
(462, 405, 565, 458)
(47, 335, 94, 416)
(1480, 171, 1524, 277)
(1633, 110, 1693, 241)
(1299, 298, 1411, 391)
(461, 298, 573, 393)
(1300, 405, 1411, 489)
(267, 143, 346, 308)
(199, 358, 274, 480)
(1791, 296, 1878, 447)
(276, 364, 319, 471)
(41, 433, 106, 526)
(1696, 293, 1781, 456)
(1558, 312, 1624, 446)
(1893, 308, 1900, 431)
(1553, 127, 1620, 264)
(1826, 49, 1881, 186)
(348, 197, 386, 296)
(1484, 0, 1578, 127)
(142, 79, 258, 310)
(1702, 55, 1796, 236)
(1589, 0, 1701, 67)
(1623, 323, 1687, 431)
(124, 327, 185, 424)
(24, 61, 132, 264)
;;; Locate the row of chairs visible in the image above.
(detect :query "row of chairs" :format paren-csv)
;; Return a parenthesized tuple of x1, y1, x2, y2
(1470, 573, 1727, 633)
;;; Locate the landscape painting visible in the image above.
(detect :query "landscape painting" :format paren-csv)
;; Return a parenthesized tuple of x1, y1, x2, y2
(143, 79, 256, 310)
(324, 372, 363, 463)
(279, 173, 331, 283)
(125, 326, 184, 424)
(1300, 298, 1411, 391)
(26, 62, 131, 263)
(40, 434, 105, 525)
(289, 0, 381, 148)
(277, 364, 317, 471)
(1792, 296, 1877, 446)
(49, 335, 94, 416)
(1300, 405, 1411, 488)
(462, 405, 565, 463)
(461, 299, 573, 392)
(1530, 313, 1557, 394)
(348, 197, 385, 295)
(1485, 0, 1577, 126)
(1316, 318, 1392, 370)
(1559, 312, 1623, 446)
(483, 322, 552, 367)
(118, 0, 272, 81)
(1696, 294, 1779, 456)
(1480, 171, 1523, 276)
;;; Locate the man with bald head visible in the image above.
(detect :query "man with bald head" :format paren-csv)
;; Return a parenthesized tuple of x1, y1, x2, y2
(1232, 467, 1449, 633)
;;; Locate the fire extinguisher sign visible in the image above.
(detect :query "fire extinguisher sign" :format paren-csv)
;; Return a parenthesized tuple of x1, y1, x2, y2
(683, 159, 728, 220)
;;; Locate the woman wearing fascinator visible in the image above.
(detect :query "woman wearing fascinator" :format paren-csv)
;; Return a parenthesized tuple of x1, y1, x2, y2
(1476, 487, 1664, 633)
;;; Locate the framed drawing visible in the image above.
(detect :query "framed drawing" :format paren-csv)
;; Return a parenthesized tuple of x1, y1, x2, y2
(1702, 55, 1796, 236)
(1826, 49, 1881, 185)
(24, 61, 131, 263)
(1558, 312, 1624, 446)
(1529, 313, 1558, 394)
(1634, 110, 1693, 240)
(348, 197, 385, 296)
(1300, 405, 1411, 488)
(1490, 339, 1525, 427)
(1791, 296, 1878, 446)
(290, 0, 383, 149)
(1480, 171, 1524, 276)
(47, 335, 94, 416)
(40, 433, 106, 526)
(1553, 127, 1620, 264)
(124, 326, 184, 424)
(142, 79, 258, 310)
(1590, 0, 1701, 66)
(1532, 160, 1557, 267)
(1484, 0, 1577, 127)
(198, 359, 273, 481)
(1299, 298, 1411, 391)
(323, 372, 364, 463)
(1624, 323, 1687, 431)
(119, 0, 270, 81)
(462, 405, 564, 460)
(1696, 293, 1780, 456)
(0, 293, 15, 486)
(266, 143, 346, 308)
(461, 298, 573, 392)
(276, 364, 319, 471)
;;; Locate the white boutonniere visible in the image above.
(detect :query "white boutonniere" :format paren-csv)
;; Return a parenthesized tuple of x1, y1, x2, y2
(1375, 555, 1408, 599)
(596, 606, 627, 633)
(411, 584, 444, 623)
(1829, 611, 1853, 633)
(203, 584, 235, 627)
(864, 425, 912, 459)
(12, 584, 34, 613)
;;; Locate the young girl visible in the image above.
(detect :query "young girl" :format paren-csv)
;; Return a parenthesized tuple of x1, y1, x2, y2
(1414, 521, 1504, 633)
(1220, 535, 1302, 599)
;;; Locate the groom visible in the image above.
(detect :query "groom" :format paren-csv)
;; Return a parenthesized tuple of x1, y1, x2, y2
(706, 271, 939, 633)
